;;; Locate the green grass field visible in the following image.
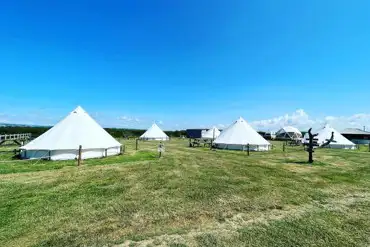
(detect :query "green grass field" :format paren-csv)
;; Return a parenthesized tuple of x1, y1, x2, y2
(1, 139, 370, 247)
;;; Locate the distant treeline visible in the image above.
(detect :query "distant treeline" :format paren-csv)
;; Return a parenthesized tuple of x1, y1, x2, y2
(0, 126, 187, 138)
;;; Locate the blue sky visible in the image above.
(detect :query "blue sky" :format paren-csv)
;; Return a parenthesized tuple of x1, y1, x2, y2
(1, 0, 370, 131)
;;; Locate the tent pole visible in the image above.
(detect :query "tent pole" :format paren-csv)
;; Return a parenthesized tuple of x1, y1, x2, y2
(77, 145, 82, 166)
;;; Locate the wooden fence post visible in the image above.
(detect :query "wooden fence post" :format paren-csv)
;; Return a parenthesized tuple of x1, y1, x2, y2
(283, 143, 285, 152)
(247, 144, 250, 156)
(136, 139, 138, 150)
(77, 145, 82, 166)
(158, 142, 164, 158)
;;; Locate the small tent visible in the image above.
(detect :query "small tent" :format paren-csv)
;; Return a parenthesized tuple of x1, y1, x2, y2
(276, 126, 302, 140)
(214, 117, 271, 151)
(302, 124, 356, 149)
(140, 123, 169, 141)
(201, 126, 221, 140)
(20, 106, 122, 160)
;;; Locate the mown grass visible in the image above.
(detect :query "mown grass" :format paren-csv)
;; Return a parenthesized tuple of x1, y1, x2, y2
(0, 149, 157, 174)
(0, 139, 370, 247)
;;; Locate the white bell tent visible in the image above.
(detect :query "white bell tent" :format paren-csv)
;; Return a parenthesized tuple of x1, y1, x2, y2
(201, 126, 221, 140)
(214, 117, 271, 151)
(302, 124, 356, 149)
(276, 126, 302, 140)
(140, 123, 169, 141)
(20, 106, 122, 160)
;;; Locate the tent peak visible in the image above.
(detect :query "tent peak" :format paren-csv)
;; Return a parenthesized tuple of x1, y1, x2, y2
(72, 106, 86, 114)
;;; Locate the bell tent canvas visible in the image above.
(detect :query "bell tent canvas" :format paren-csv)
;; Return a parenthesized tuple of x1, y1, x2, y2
(139, 123, 169, 141)
(214, 117, 271, 151)
(302, 124, 356, 149)
(275, 126, 302, 140)
(201, 126, 221, 140)
(20, 106, 122, 160)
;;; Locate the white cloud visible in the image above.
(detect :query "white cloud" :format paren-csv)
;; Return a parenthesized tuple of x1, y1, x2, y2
(330, 114, 370, 130)
(250, 109, 370, 132)
(0, 112, 56, 126)
(324, 116, 336, 122)
(251, 109, 314, 131)
(117, 116, 133, 121)
(1, 107, 369, 132)
(117, 116, 141, 123)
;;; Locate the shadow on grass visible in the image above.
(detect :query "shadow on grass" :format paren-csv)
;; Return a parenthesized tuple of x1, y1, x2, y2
(284, 159, 327, 166)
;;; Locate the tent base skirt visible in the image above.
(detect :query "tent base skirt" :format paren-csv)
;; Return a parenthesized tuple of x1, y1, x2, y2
(214, 143, 270, 151)
(20, 146, 121, 161)
(139, 138, 169, 141)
